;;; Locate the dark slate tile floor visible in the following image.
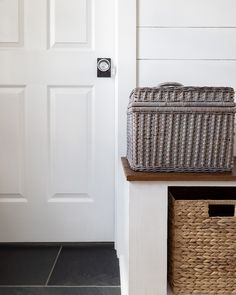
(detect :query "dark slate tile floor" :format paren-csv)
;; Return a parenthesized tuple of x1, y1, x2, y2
(0, 287, 120, 295)
(0, 246, 60, 285)
(0, 244, 120, 295)
(49, 246, 120, 286)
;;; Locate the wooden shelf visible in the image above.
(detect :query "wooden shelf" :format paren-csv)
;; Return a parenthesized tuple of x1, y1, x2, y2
(121, 157, 236, 182)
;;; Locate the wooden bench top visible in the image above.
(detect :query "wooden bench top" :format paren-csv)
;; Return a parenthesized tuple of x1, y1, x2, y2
(121, 157, 236, 182)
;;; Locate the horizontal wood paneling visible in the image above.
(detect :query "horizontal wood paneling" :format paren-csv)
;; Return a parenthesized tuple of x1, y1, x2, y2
(138, 28, 236, 60)
(138, 0, 236, 27)
(138, 60, 236, 88)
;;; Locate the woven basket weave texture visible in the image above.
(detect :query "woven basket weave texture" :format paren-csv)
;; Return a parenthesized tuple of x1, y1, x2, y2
(168, 192, 236, 294)
(127, 84, 235, 172)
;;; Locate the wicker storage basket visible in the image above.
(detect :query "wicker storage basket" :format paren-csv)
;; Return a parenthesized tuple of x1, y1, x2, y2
(127, 82, 235, 172)
(168, 187, 236, 294)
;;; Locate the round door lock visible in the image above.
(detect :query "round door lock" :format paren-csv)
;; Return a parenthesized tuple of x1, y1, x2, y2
(97, 59, 111, 72)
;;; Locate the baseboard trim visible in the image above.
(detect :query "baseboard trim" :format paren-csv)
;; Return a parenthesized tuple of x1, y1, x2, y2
(0, 242, 115, 247)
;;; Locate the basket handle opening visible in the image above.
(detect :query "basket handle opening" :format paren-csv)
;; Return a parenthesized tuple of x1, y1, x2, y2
(158, 82, 183, 88)
(208, 204, 235, 217)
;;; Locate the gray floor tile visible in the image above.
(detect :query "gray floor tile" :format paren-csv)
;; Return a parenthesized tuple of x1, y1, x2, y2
(0, 246, 60, 285)
(48, 246, 120, 286)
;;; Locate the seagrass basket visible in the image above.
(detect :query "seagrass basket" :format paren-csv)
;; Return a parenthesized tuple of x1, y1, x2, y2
(168, 187, 236, 294)
(127, 82, 235, 172)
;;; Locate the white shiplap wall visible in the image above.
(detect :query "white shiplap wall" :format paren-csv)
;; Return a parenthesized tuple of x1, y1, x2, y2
(137, 0, 236, 89)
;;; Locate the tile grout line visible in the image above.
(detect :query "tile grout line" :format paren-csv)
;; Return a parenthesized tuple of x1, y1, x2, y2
(45, 246, 62, 286)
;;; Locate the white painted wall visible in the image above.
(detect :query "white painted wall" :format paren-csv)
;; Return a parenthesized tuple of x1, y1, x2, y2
(115, 3, 136, 295)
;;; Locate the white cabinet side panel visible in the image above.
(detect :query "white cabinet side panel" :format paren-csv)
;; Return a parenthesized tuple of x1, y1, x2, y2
(129, 182, 168, 295)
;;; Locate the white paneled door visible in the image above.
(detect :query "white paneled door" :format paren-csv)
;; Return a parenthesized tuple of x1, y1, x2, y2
(0, 0, 115, 242)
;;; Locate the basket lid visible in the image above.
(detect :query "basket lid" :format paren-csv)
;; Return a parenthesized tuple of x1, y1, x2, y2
(128, 82, 235, 108)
